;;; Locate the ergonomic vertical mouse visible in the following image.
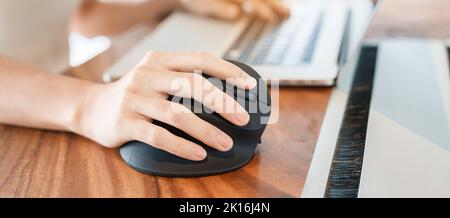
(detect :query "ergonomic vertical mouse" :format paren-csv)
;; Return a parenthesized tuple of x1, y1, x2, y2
(120, 60, 271, 177)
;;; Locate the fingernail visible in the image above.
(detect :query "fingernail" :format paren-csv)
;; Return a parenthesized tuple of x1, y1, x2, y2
(234, 112, 250, 126)
(245, 77, 257, 89)
(218, 134, 233, 151)
(191, 146, 206, 160)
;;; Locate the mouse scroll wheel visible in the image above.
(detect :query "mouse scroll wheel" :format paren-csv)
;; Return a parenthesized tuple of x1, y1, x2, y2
(223, 82, 257, 102)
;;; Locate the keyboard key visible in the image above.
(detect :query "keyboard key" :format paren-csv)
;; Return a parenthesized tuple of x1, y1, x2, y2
(250, 25, 281, 64)
(237, 21, 266, 62)
(263, 12, 305, 65)
(302, 11, 324, 64)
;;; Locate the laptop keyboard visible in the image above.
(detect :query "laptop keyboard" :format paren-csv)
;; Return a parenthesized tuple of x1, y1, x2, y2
(224, 7, 327, 66)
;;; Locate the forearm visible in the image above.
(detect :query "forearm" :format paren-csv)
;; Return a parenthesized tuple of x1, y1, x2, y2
(0, 56, 99, 132)
(72, 0, 180, 37)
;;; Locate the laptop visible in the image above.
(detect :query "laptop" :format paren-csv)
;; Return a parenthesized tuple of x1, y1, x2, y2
(102, 0, 375, 86)
(299, 10, 450, 196)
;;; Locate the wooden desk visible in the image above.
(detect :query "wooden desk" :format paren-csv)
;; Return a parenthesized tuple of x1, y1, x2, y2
(1, 0, 449, 197)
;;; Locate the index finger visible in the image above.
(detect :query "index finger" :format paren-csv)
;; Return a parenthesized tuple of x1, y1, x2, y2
(147, 51, 257, 89)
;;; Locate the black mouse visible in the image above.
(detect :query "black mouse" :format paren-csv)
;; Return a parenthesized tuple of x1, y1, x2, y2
(119, 60, 271, 177)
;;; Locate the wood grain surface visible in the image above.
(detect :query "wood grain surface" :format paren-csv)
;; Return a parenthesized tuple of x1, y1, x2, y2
(0, 87, 330, 197)
(1, 0, 449, 197)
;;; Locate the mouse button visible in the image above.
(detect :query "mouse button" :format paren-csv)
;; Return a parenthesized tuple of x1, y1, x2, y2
(254, 85, 272, 106)
(205, 77, 246, 104)
(235, 88, 257, 103)
(224, 82, 239, 100)
(257, 100, 271, 115)
(247, 101, 271, 124)
(247, 91, 258, 102)
(246, 99, 270, 114)
(188, 97, 248, 130)
(191, 99, 206, 112)
(191, 102, 231, 127)
(210, 77, 260, 104)
(240, 84, 270, 105)
(204, 75, 227, 92)
(221, 79, 257, 103)
(197, 111, 227, 126)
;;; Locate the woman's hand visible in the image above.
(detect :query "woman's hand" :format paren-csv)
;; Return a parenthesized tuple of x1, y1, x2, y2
(180, 0, 290, 21)
(77, 51, 257, 161)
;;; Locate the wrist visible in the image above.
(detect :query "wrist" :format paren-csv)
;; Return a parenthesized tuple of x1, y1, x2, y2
(69, 82, 105, 137)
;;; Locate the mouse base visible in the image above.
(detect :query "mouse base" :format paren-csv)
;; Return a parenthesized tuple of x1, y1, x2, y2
(120, 140, 258, 177)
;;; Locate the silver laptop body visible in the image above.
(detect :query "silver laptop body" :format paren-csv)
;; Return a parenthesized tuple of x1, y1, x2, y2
(103, 0, 374, 86)
(302, 39, 450, 198)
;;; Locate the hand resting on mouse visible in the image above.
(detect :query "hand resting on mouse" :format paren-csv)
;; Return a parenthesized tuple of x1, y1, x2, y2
(77, 51, 258, 161)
